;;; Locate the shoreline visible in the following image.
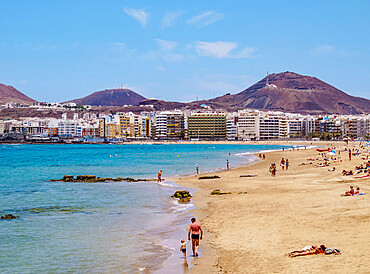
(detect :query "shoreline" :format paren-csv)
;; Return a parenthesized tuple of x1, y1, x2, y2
(173, 140, 370, 273)
(0, 139, 333, 146)
(153, 147, 275, 273)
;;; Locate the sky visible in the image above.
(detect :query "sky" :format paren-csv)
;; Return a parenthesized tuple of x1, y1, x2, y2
(0, 0, 369, 103)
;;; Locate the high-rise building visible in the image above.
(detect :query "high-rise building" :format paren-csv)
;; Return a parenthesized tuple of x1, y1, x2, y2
(188, 112, 226, 140)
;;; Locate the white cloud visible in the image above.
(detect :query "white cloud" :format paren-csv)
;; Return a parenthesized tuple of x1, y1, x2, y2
(194, 41, 237, 58)
(187, 11, 224, 28)
(311, 45, 358, 57)
(194, 41, 256, 59)
(124, 8, 149, 27)
(314, 45, 334, 54)
(161, 11, 184, 29)
(233, 47, 256, 58)
(155, 39, 177, 51)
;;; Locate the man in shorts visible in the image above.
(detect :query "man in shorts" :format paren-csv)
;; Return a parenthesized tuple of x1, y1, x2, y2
(188, 217, 203, 257)
(157, 170, 162, 182)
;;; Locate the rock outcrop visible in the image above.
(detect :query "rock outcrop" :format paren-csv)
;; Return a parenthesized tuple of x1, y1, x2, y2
(198, 175, 220, 180)
(171, 190, 192, 202)
(1, 214, 17, 219)
(50, 175, 156, 183)
(210, 189, 231, 195)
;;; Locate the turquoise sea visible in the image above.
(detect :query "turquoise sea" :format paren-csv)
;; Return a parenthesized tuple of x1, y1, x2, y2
(0, 143, 283, 273)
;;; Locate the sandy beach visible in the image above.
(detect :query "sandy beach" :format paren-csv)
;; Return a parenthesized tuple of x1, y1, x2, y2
(174, 141, 370, 273)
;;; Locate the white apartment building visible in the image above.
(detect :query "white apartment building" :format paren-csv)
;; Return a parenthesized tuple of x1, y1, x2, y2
(155, 110, 185, 139)
(58, 120, 82, 137)
(237, 111, 260, 140)
(288, 119, 303, 137)
(226, 115, 238, 140)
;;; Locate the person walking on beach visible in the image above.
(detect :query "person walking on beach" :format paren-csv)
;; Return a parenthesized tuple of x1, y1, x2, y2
(180, 239, 190, 258)
(227, 159, 230, 170)
(196, 164, 199, 175)
(286, 159, 289, 170)
(157, 170, 162, 182)
(188, 217, 203, 257)
(280, 158, 285, 170)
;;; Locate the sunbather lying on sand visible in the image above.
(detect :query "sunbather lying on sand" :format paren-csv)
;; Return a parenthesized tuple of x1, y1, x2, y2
(288, 245, 326, 257)
(341, 186, 354, 196)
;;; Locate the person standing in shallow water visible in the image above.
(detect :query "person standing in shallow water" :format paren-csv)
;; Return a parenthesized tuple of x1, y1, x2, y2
(188, 217, 203, 257)
(196, 164, 199, 174)
(157, 170, 162, 182)
(227, 159, 230, 170)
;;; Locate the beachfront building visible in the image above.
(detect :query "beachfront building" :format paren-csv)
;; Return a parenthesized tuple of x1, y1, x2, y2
(226, 115, 238, 140)
(10, 119, 49, 136)
(341, 116, 370, 139)
(236, 111, 259, 140)
(58, 120, 81, 137)
(287, 119, 303, 138)
(0, 120, 12, 134)
(188, 112, 226, 140)
(155, 111, 185, 140)
(259, 114, 280, 139)
(98, 117, 105, 137)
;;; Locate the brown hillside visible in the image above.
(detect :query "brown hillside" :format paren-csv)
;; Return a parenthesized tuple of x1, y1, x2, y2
(204, 72, 370, 114)
(65, 88, 146, 106)
(0, 84, 37, 105)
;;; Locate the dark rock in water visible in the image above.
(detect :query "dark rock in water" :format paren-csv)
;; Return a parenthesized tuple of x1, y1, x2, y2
(178, 197, 191, 203)
(1, 214, 17, 219)
(210, 189, 231, 195)
(27, 206, 84, 214)
(50, 175, 156, 183)
(198, 175, 220, 180)
(171, 190, 192, 200)
(62, 175, 74, 182)
(76, 175, 96, 181)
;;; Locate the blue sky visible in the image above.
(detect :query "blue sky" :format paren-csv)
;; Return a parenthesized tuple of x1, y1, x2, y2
(1, 0, 369, 102)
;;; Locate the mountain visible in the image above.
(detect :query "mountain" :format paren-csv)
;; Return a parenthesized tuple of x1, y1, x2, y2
(0, 84, 37, 105)
(201, 72, 370, 115)
(65, 88, 146, 106)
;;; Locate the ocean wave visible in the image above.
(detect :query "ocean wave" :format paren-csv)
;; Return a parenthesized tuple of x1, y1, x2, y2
(170, 199, 194, 213)
(156, 181, 176, 188)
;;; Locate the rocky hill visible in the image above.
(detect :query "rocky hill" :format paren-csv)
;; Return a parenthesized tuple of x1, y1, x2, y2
(65, 88, 146, 106)
(201, 72, 370, 114)
(0, 84, 37, 105)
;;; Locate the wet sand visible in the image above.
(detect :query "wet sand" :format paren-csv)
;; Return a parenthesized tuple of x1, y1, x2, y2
(174, 141, 370, 273)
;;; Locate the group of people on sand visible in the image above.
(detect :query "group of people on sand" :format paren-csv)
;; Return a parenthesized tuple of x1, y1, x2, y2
(341, 185, 363, 196)
(268, 158, 290, 176)
(280, 158, 289, 170)
(258, 153, 266, 160)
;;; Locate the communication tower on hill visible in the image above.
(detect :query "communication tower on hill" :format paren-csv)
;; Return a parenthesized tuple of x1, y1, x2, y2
(265, 71, 277, 89)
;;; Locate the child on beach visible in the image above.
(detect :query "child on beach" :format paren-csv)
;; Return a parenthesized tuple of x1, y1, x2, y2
(180, 239, 190, 257)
